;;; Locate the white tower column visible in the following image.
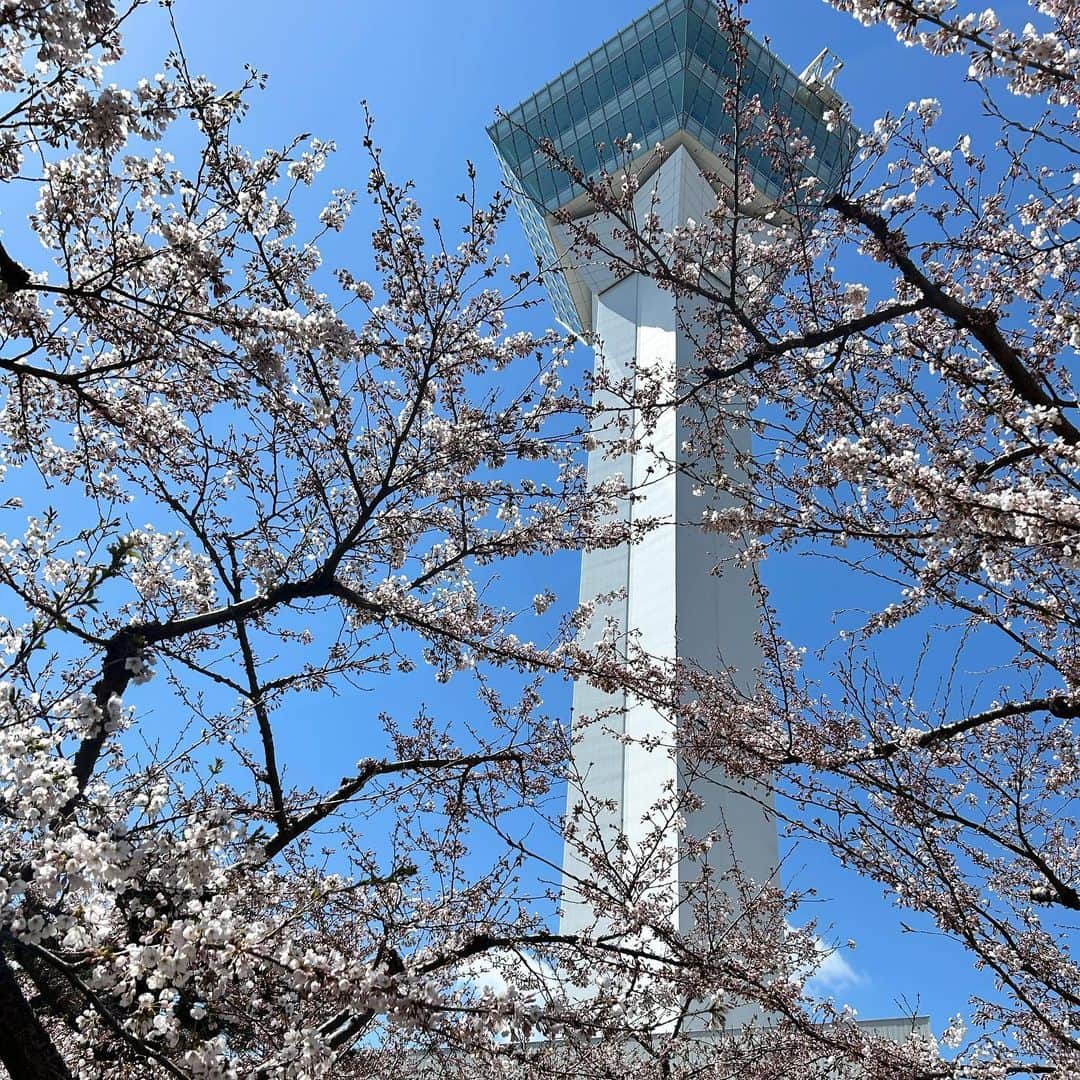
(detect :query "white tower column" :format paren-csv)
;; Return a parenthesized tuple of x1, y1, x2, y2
(488, 0, 861, 1033)
(559, 146, 776, 948)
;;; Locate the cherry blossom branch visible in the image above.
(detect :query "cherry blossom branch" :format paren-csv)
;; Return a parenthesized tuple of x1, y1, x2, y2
(261, 748, 525, 860)
(808, 695, 1080, 767)
(838, 0, 1076, 85)
(826, 192, 1080, 446)
(704, 298, 930, 378)
(0, 947, 74, 1080)
(3, 936, 190, 1079)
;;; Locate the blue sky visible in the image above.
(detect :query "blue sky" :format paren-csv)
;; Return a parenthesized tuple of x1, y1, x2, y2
(40, 0, 1051, 1036)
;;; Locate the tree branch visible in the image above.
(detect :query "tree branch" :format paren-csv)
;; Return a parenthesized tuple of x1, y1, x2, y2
(262, 748, 522, 860)
(827, 193, 1080, 446)
(0, 946, 72, 1080)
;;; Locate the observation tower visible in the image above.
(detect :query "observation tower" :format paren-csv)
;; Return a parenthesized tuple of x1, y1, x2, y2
(488, 0, 857, 957)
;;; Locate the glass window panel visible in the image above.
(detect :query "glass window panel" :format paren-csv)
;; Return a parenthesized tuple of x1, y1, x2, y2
(656, 86, 676, 123)
(609, 102, 628, 139)
(641, 32, 661, 70)
(705, 91, 725, 133)
(642, 97, 660, 135)
(698, 21, 718, 67)
(582, 75, 601, 113)
(655, 22, 678, 60)
(567, 85, 586, 119)
(553, 97, 572, 130)
(595, 63, 615, 99)
(690, 87, 709, 125)
(684, 70, 701, 115)
(626, 43, 646, 82)
(744, 63, 763, 98)
(665, 69, 683, 117)
(512, 130, 532, 159)
(609, 55, 631, 94)
(686, 14, 703, 59)
(670, 9, 688, 52)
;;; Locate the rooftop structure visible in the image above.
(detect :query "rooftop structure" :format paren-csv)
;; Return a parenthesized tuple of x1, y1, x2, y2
(488, 0, 858, 333)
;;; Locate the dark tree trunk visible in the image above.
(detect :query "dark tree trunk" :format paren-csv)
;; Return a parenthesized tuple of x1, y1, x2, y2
(0, 950, 72, 1080)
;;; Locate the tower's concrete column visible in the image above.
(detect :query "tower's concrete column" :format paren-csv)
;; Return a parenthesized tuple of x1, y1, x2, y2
(559, 147, 776, 949)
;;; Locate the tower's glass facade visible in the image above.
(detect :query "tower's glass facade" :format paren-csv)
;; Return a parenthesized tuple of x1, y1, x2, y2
(488, 0, 858, 333)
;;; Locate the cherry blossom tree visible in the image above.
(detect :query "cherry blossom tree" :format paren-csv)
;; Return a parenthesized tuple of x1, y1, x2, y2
(7, 0, 1080, 1077)
(543, 0, 1080, 1075)
(0, 3, 876, 1078)
(0, 2, 647, 1075)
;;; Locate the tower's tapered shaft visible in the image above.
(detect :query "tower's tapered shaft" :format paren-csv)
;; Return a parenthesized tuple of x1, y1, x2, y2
(487, 0, 857, 989)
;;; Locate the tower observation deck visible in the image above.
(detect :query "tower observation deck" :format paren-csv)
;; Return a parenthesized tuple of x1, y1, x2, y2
(488, 0, 859, 990)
